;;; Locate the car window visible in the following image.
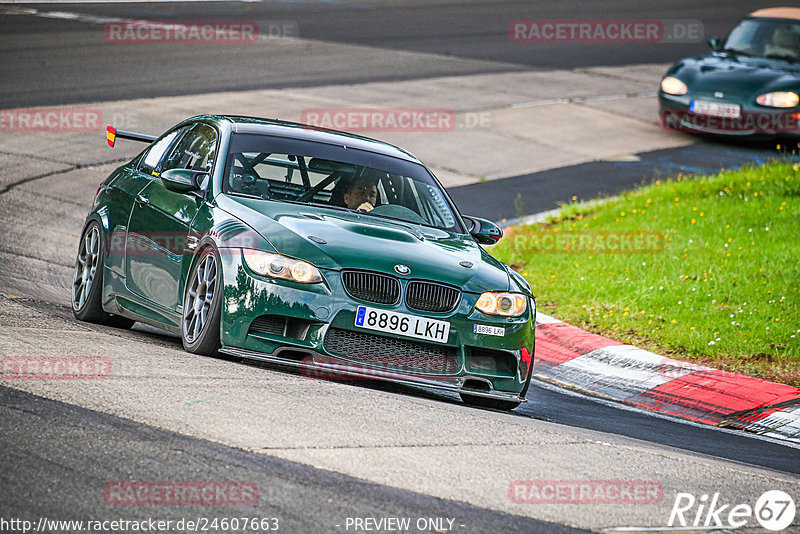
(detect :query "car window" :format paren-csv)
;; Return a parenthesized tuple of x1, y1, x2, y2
(223, 134, 464, 232)
(138, 128, 185, 175)
(161, 123, 218, 173)
(227, 152, 342, 203)
(726, 19, 800, 59)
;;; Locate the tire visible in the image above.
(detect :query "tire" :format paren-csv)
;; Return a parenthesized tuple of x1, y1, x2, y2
(72, 221, 135, 329)
(182, 247, 222, 355)
(460, 393, 521, 411)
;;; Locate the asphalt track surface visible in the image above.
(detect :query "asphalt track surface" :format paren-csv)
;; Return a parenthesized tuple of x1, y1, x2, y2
(0, 386, 586, 534)
(2, 1, 800, 532)
(451, 140, 797, 221)
(0, 0, 767, 108)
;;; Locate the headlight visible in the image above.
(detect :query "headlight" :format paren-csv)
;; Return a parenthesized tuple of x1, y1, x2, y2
(242, 249, 322, 284)
(756, 91, 799, 108)
(475, 292, 527, 317)
(660, 76, 688, 96)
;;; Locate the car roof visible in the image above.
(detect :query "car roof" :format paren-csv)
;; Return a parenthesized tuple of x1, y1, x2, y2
(211, 115, 422, 165)
(748, 7, 800, 21)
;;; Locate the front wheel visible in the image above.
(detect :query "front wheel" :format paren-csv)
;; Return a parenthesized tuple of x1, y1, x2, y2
(182, 248, 222, 355)
(72, 221, 135, 329)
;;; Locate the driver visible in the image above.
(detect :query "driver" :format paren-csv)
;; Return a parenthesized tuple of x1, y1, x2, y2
(343, 177, 378, 211)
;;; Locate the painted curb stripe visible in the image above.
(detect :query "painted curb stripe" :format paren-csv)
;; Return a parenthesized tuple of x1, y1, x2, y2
(627, 370, 800, 425)
(720, 401, 800, 441)
(532, 321, 800, 442)
(534, 323, 623, 371)
(537, 345, 697, 400)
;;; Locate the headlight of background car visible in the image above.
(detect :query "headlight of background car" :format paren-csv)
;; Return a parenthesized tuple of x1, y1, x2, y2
(242, 249, 323, 283)
(756, 91, 799, 108)
(475, 292, 527, 317)
(660, 76, 688, 96)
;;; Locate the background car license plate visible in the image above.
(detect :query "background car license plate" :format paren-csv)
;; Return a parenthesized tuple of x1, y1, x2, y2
(354, 306, 449, 344)
(689, 100, 741, 118)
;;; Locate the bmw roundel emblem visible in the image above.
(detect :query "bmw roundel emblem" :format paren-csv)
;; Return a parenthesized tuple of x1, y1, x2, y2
(394, 264, 410, 275)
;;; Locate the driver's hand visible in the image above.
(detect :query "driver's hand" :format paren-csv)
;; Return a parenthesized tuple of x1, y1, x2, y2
(357, 202, 374, 212)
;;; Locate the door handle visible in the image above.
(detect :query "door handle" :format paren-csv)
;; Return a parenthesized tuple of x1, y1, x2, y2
(135, 194, 149, 205)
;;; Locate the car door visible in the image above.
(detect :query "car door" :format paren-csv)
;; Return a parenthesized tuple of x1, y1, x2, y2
(125, 123, 218, 317)
(106, 128, 185, 280)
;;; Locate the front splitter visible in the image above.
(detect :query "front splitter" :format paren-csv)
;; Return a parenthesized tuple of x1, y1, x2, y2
(219, 346, 526, 403)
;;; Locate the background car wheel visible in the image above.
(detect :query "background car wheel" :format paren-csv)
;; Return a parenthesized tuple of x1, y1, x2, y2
(182, 248, 222, 355)
(72, 221, 135, 329)
(460, 393, 521, 411)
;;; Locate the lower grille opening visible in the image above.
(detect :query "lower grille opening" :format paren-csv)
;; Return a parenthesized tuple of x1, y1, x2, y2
(249, 315, 312, 341)
(462, 378, 492, 392)
(467, 347, 517, 375)
(323, 328, 458, 375)
(273, 349, 311, 362)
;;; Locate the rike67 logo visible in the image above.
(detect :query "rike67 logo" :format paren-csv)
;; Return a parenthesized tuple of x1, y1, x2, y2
(669, 490, 796, 531)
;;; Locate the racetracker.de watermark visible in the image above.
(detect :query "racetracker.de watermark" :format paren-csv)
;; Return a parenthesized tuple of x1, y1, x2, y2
(103, 20, 298, 44)
(510, 480, 663, 504)
(0, 108, 102, 132)
(1, 357, 112, 380)
(107, 231, 262, 256)
(661, 110, 800, 134)
(508, 230, 665, 254)
(104, 481, 258, 506)
(301, 108, 468, 132)
(510, 19, 703, 43)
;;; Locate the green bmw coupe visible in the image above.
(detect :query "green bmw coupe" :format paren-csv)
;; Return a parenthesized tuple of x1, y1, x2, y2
(73, 115, 535, 410)
(659, 7, 800, 137)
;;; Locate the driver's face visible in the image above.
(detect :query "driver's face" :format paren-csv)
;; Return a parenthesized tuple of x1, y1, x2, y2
(344, 180, 378, 209)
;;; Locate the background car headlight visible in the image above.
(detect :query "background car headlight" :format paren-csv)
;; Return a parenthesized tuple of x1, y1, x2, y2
(756, 91, 799, 108)
(475, 292, 527, 317)
(660, 76, 688, 96)
(243, 249, 322, 283)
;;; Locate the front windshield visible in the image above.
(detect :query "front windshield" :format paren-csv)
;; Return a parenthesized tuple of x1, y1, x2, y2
(223, 133, 463, 232)
(724, 18, 800, 61)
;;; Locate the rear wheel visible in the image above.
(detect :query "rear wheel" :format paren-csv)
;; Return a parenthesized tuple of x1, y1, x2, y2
(72, 221, 135, 328)
(460, 393, 521, 411)
(182, 248, 222, 355)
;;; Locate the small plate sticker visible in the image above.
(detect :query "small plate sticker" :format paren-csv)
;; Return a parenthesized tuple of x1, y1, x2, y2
(474, 324, 505, 337)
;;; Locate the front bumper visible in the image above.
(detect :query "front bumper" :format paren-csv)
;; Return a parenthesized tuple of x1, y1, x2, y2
(218, 250, 535, 399)
(659, 92, 800, 136)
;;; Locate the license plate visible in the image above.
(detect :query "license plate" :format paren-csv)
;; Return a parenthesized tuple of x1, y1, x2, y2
(689, 100, 741, 118)
(354, 306, 450, 344)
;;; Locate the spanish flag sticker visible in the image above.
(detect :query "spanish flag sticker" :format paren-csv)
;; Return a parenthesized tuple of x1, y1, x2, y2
(106, 126, 116, 148)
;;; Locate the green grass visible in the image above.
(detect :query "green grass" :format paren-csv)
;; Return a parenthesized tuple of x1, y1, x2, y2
(493, 161, 800, 385)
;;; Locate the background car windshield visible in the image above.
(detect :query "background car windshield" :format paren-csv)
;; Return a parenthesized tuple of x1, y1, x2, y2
(725, 19, 800, 60)
(223, 133, 461, 232)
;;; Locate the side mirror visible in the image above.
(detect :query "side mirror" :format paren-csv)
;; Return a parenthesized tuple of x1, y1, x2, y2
(160, 169, 207, 194)
(464, 216, 503, 245)
(708, 37, 723, 51)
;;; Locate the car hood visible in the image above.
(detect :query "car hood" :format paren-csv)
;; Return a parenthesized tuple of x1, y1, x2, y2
(667, 53, 800, 96)
(217, 195, 519, 294)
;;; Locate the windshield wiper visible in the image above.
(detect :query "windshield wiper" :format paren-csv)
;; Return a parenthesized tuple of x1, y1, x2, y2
(765, 53, 798, 63)
(226, 191, 272, 201)
(227, 191, 262, 200)
(282, 199, 350, 212)
(723, 48, 752, 56)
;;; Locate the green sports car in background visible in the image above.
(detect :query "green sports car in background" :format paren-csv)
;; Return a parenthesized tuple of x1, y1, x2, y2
(73, 115, 535, 410)
(659, 7, 800, 137)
